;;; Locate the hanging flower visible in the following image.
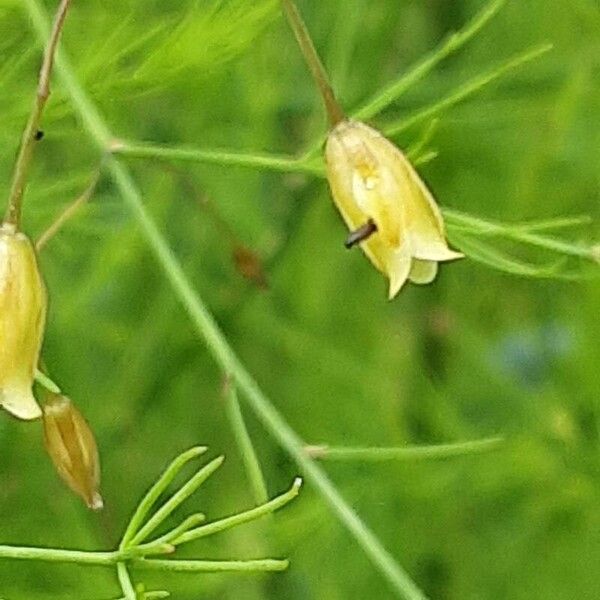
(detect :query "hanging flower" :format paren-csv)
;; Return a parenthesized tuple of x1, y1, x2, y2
(0, 223, 47, 419)
(42, 394, 103, 510)
(325, 120, 463, 298)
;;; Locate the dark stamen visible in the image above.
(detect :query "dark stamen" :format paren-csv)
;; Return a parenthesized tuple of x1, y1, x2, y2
(344, 219, 378, 249)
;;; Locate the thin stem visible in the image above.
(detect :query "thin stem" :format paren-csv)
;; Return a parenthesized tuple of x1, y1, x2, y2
(129, 456, 224, 546)
(280, 0, 345, 126)
(0, 545, 118, 565)
(36, 166, 101, 251)
(304, 437, 504, 462)
(35, 368, 62, 394)
(132, 558, 289, 573)
(108, 593, 170, 600)
(352, 0, 506, 121)
(174, 478, 302, 546)
(223, 377, 269, 505)
(511, 215, 593, 232)
(405, 119, 440, 161)
(4, 0, 73, 228)
(384, 43, 553, 137)
(120, 447, 207, 548)
(300, 0, 506, 158)
(111, 140, 324, 176)
(139, 514, 206, 551)
(26, 3, 429, 597)
(443, 209, 597, 261)
(117, 562, 137, 600)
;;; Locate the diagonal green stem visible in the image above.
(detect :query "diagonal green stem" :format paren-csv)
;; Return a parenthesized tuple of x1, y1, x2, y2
(383, 43, 553, 137)
(4, 0, 73, 228)
(24, 2, 428, 597)
(174, 478, 301, 546)
(120, 446, 207, 548)
(301, 0, 506, 157)
(443, 209, 597, 261)
(352, 0, 506, 121)
(128, 456, 224, 546)
(223, 378, 269, 505)
(280, 0, 345, 126)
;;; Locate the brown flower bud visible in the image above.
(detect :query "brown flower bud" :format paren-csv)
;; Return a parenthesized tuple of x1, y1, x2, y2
(42, 394, 103, 510)
(0, 223, 47, 419)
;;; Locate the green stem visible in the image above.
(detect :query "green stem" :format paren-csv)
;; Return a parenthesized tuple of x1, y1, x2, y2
(35, 368, 62, 394)
(280, 0, 345, 126)
(120, 446, 207, 548)
(300, 0, 506, 158)
(383, 43, 553, 137)
(352, 0, 506, 121)
(443, 209, 597, 261)
(117, 562, 137, 600)
(26, 2, 428, 597)
(111, 140, 324, 176)
(36, 166, 102, 251)
(0, 545, 117, 566)
(138, 514, 205, 552)
(223, 378, 269, 505)
(305, 437, 504, 462)
(4, 0, 73, 228)
(129, 456, 224, 546)
(132, 558, 289, 573)
(174, 478, 301, 546)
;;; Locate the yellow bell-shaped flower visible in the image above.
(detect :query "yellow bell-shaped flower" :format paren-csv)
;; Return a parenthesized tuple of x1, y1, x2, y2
(0, 223, 47, 419)
(325, 120, 463, 298)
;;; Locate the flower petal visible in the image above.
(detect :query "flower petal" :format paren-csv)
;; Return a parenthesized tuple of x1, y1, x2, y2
(392, 150, 464, 262)
(387, 244, 412, 299)
(408, 259, 438, 285)
(0, 387, 42, 420)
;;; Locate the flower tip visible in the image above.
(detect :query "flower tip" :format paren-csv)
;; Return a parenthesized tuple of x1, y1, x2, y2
(446, 249, 465, 261)
(387, 268, 409, 300)
(88, 491, 104, 511)
(0, 389, 42, 420)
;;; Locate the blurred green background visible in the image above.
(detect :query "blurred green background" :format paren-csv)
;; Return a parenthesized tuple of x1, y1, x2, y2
(0, 0, 599, 598)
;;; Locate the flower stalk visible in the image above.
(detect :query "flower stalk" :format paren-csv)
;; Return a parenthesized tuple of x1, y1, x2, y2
(4, 0, 73, 229)
(280, 0, 345, 126)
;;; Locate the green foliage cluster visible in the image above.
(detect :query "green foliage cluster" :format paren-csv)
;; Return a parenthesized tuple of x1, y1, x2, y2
(0, 0, 598, 598)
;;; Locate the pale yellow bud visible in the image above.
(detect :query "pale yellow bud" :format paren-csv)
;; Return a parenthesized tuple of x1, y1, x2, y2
(42, 394, 103, 511)
(0, 223, 47, 419)
(325, 120, 463, 298)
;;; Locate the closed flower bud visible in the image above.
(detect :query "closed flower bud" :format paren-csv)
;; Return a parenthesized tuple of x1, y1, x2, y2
(42, 394, 103, 510)
(0, 223, 47, 419)
(325, 120, 463, 298)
